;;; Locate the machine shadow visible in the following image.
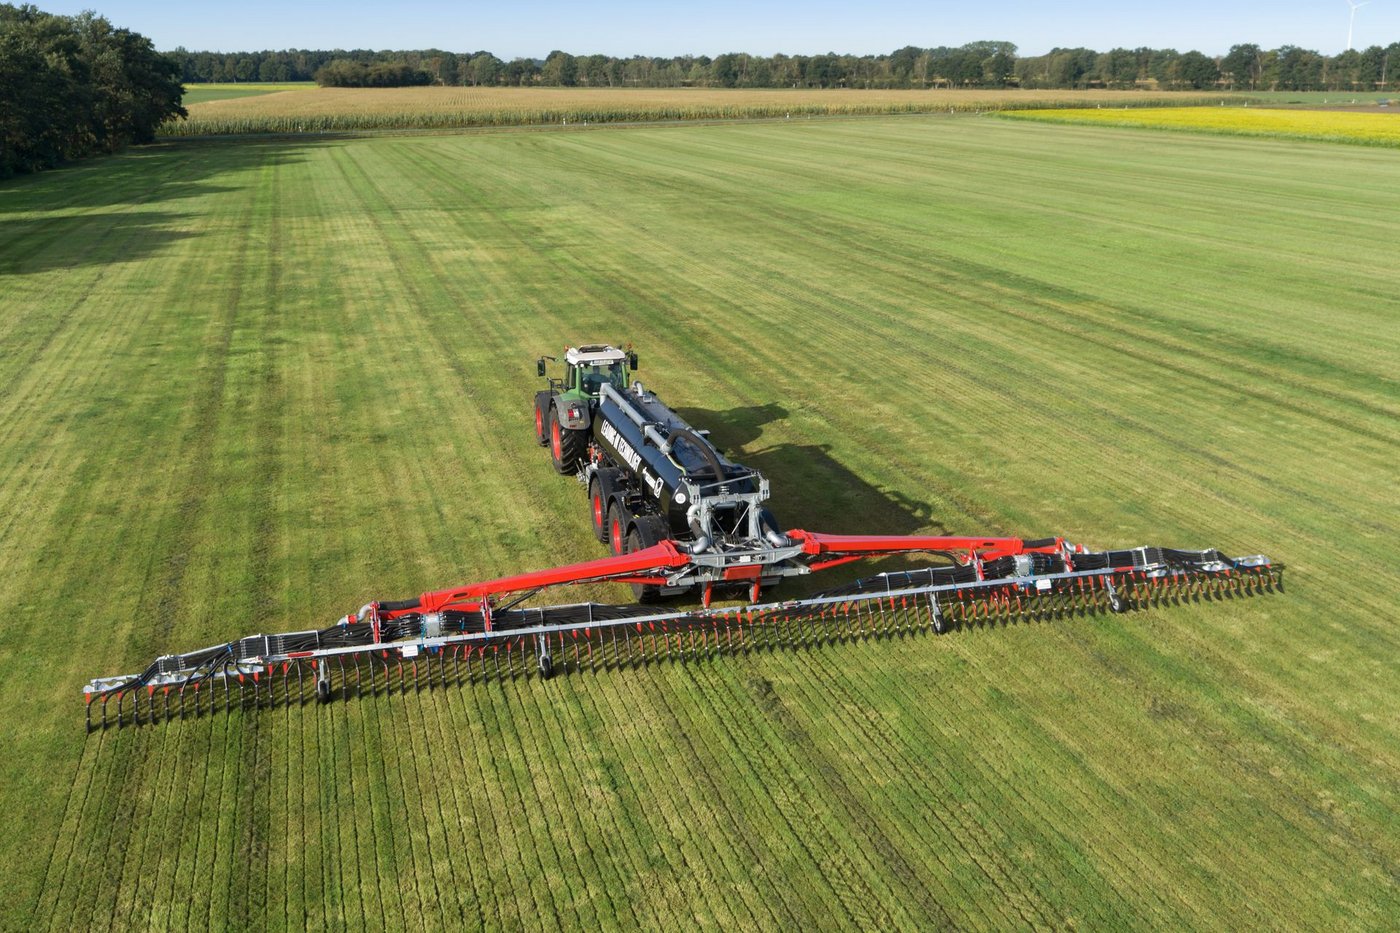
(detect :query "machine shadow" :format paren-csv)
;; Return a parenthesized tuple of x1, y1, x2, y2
(675, 404, 952, 596)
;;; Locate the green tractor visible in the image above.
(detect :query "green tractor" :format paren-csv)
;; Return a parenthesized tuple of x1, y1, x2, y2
(534, 344, 638, 473)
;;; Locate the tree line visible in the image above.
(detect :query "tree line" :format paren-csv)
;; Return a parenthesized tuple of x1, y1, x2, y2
(169, 41, 1400, 92)
(0, 4, 184, 177)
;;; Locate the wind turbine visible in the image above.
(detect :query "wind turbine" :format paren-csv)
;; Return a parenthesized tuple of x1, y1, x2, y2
(1346, 0, 1370, 51)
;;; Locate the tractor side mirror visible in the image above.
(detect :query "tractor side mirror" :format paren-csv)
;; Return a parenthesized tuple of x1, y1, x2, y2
(536, 358, 546, 377)
(628, 351, 638, 371)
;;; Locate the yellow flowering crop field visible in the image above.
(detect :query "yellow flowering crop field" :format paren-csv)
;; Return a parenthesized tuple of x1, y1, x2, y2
(1002, 105, 1400, 147)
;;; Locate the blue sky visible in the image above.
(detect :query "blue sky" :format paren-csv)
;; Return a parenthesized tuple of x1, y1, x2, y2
(40, 1, 1400, 57)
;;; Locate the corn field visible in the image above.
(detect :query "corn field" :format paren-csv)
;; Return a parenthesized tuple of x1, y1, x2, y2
(162, 86, 1253, 136)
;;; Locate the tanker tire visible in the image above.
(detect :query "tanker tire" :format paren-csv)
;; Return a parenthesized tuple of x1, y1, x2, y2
(549, 406, 586, 474)
(625, 517, 668, 603)
(607, 501, 629, 557)
(589, 477, 609, 543)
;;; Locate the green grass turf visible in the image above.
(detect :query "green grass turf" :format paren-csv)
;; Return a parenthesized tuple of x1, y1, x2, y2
(0, 117, 1396, 929)
(182, 82, 313, 104)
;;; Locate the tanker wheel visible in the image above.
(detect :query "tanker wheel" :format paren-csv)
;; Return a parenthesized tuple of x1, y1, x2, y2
(589, 477, 609, 543)
(625, 522, 664, 604)
(607, 501, 629, 557)
(549, 407, 586, 474)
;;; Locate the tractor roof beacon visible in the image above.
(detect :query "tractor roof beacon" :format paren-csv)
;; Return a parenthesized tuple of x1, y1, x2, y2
(81, 342, 1283, 729)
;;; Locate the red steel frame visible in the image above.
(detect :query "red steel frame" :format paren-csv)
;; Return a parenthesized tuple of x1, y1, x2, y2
(389, 532, 1069, 622)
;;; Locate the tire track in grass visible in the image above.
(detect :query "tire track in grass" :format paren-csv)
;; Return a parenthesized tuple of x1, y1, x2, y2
(34, 737, 107, 929)
(827, 631, 1155, 927)
(418, 687, 498, 927)
(975, 621, 1338, 926)
(854, 631, 1193, 926)
(534, 674, 648, 928)
(763, 644, 1038, 929)
(792, 637, 1120, 928)
(496, 677, 616, 928)
(673, 658, 882, 928)
(473, 679, 556, 929)
(794, 633, 1095, 927)
(655, 659, 840, 929)
(578, 664, 720, 927)
(789, 633, 1115, 925)
(399, 693, 457, 930)
(613, 665, 771, 928)
(691, 656, 971, 930)
(550, 672, 669, 929)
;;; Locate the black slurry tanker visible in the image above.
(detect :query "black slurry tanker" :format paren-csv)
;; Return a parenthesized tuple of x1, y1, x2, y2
(534, 344, 786, 600)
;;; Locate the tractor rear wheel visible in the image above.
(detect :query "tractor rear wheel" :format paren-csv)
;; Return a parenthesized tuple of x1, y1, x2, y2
(549, 406, 586, 474)
(589, 477, 609, 543)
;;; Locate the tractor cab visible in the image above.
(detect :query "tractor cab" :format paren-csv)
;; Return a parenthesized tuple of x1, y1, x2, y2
(539, 344, 637, 399)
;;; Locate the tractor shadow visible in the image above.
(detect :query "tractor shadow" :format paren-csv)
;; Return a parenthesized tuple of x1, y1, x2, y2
(675, 403, 952, 596)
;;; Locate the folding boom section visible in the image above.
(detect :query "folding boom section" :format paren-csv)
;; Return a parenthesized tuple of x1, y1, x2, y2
(84, 532, 1281, 730)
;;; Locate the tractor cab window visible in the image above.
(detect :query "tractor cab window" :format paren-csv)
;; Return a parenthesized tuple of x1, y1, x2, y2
(579, 361, 627, 396)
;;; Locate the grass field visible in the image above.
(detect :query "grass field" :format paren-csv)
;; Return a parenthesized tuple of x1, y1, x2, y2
(182, 82, 314, 105)
(1, 116, 1398, 929)
(163, 86, 1249, 135)
(1004, 105, 1400, 146)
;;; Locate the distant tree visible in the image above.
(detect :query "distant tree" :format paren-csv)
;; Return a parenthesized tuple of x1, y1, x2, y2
(1046, 47, 1097, 87)
(461, 52, 502, 86)
(1222, 43, 1263, 90)
(1100, 48, 1140, 88)
(314, 58, 431, 87)
(1275, 45, 1324, 90)
(505, 57, 539, 86)
(541, 50, 577, 86)
(984, 49, 1016, 86)
(1148, 48, 1180, 86)
(1176, 50, 1219, 89)
(0, 3, 184, 177)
